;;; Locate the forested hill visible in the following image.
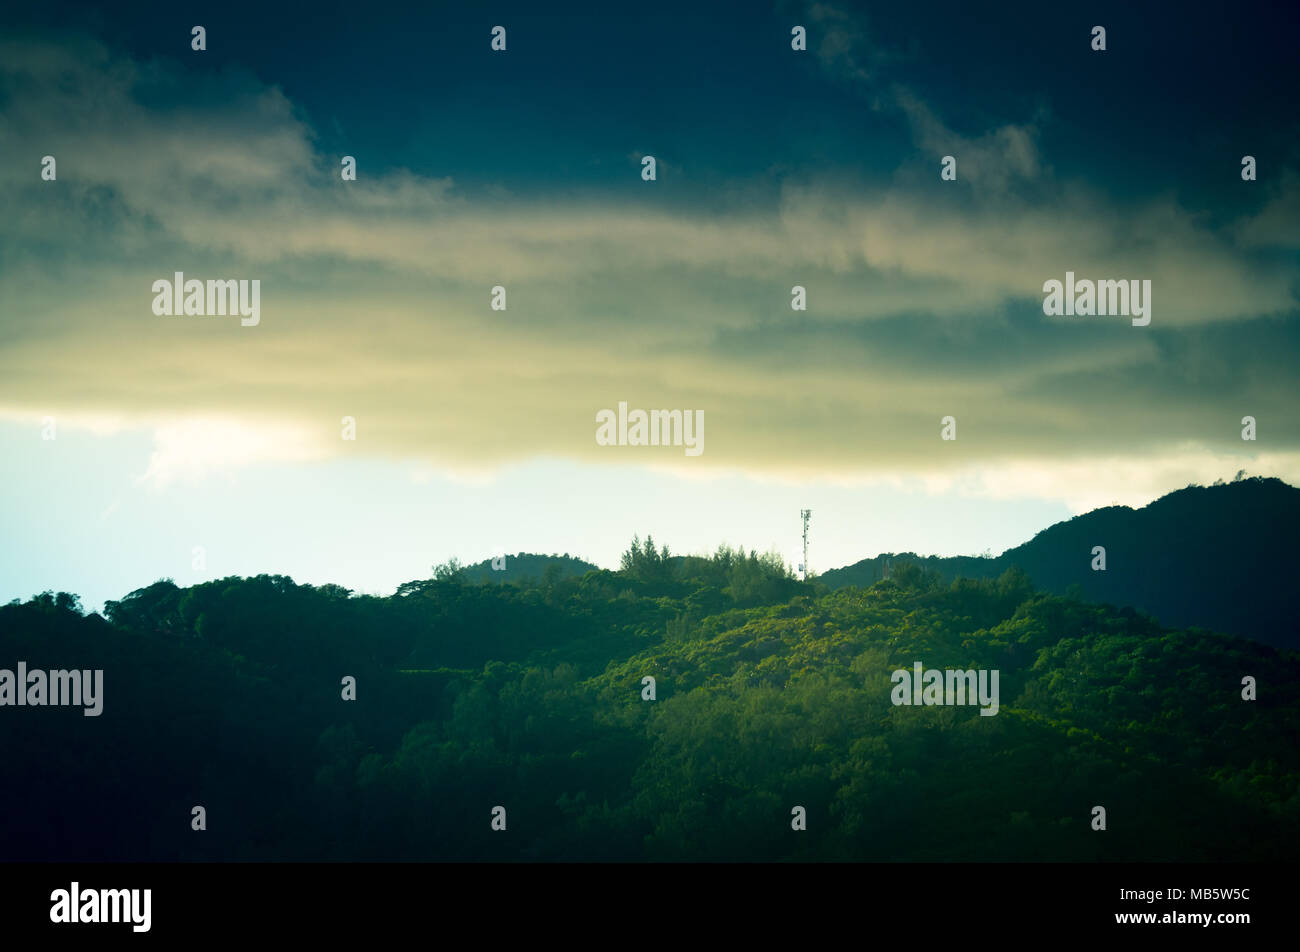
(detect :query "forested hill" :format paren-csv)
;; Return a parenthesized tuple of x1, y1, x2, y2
(2, 539, 1297, 862)
(455, 553, 599, 586)
(818, 477, 1300, 651)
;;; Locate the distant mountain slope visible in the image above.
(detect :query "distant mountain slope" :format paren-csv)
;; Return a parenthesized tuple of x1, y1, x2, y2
(6, 552, 1297, 861)
(819, 477, 1300, 650)
(460, 552, 599, 585)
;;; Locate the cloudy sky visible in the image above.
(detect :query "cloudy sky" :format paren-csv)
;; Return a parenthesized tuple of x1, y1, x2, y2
(2, 0, 1297, 609)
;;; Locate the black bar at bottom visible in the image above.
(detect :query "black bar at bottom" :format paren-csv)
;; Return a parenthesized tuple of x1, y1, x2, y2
(1, 862, 1278, 940)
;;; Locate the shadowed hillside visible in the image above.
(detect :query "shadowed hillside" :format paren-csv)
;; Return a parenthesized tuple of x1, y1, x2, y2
(2, 536, 1296, 862)
(819, 477, 1300, 650)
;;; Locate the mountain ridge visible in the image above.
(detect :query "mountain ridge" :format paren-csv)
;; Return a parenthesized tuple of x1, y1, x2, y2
(817, 476, 1298, 649)
(447, 477, 1298, 650)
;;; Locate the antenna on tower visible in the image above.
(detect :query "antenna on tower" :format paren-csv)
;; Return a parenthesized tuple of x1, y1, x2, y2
(800, 509, 811, 581)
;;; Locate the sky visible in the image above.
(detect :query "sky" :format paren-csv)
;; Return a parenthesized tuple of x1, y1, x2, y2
(1, 0, 1297, 611)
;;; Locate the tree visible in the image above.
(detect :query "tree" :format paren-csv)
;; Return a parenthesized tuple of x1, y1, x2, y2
(619, 534, 671, 582)
(433, 557, 466, 581)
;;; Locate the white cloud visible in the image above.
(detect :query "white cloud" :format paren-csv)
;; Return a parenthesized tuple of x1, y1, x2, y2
(135, 417, 329, 489)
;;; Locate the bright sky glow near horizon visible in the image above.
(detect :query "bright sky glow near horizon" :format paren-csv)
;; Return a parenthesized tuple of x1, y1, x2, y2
(3, 419, 1087, 612)
(1, 1, 1297, 611)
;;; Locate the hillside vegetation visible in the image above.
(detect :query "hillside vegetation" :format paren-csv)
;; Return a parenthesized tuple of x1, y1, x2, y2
(819, 477, 1300, 651)
(1, 535, 1296, 861)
